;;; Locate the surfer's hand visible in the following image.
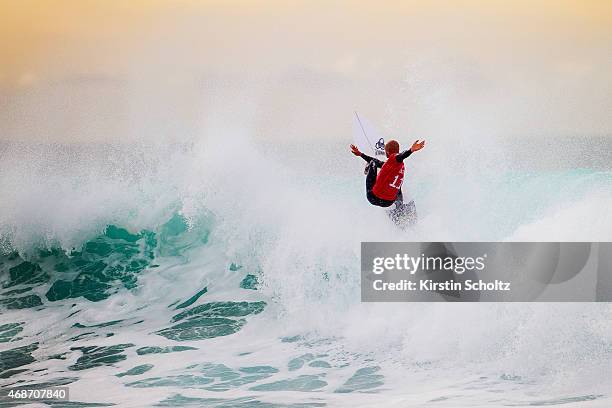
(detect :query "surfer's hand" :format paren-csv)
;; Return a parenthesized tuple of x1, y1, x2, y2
(350, 144, 361, 156)
(410, 140, 425, 152)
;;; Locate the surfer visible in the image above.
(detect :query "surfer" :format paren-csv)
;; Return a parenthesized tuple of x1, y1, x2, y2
(350, 139, 425, 208)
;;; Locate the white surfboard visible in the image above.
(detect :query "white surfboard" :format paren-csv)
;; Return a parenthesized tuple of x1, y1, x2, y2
(352, 112, 387, 161)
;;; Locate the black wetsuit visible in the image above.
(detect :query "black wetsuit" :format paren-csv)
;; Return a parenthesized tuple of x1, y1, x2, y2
(360, 150, 412, 207)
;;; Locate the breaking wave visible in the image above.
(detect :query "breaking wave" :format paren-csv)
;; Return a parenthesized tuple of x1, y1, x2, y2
(1, 138, 612, 407)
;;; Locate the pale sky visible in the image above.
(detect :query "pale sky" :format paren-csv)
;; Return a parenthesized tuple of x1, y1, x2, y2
(1, 0, 611, 143)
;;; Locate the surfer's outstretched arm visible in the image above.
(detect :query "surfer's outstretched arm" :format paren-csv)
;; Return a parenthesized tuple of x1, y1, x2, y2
(395, 140, 426, 162)
(350, 144, 384, 167)
(360, 153, 384, 168)
(395, 150, 412, 162)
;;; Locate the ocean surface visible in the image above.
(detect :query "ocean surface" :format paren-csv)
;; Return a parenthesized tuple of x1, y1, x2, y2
(1, 140, 612, 407)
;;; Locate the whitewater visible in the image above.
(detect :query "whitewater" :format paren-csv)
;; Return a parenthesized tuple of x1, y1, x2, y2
(1, 135, 612, 408)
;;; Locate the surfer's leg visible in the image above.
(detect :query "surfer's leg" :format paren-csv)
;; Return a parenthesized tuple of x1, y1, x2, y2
(365, 160, 378, 192)
(395, 189, 404, 204)
(364, 161, 394, 207)
(367, 191, 393, 207)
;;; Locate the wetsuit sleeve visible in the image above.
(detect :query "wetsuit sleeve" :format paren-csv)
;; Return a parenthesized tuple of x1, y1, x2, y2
(360, 153, 384, 168)
(395, 149, 413, 162)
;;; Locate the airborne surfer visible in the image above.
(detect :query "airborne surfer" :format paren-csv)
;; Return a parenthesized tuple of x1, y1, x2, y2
(350, 139, 425, 209)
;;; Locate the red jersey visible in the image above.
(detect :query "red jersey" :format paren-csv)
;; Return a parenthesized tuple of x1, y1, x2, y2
(372, 153, 404, 201)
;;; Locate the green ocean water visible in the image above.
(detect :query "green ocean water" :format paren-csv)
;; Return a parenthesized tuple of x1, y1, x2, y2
(1, 142, 612, 407)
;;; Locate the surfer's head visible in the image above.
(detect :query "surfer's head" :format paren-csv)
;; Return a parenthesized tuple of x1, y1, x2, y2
(385, 140, 400, 157)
